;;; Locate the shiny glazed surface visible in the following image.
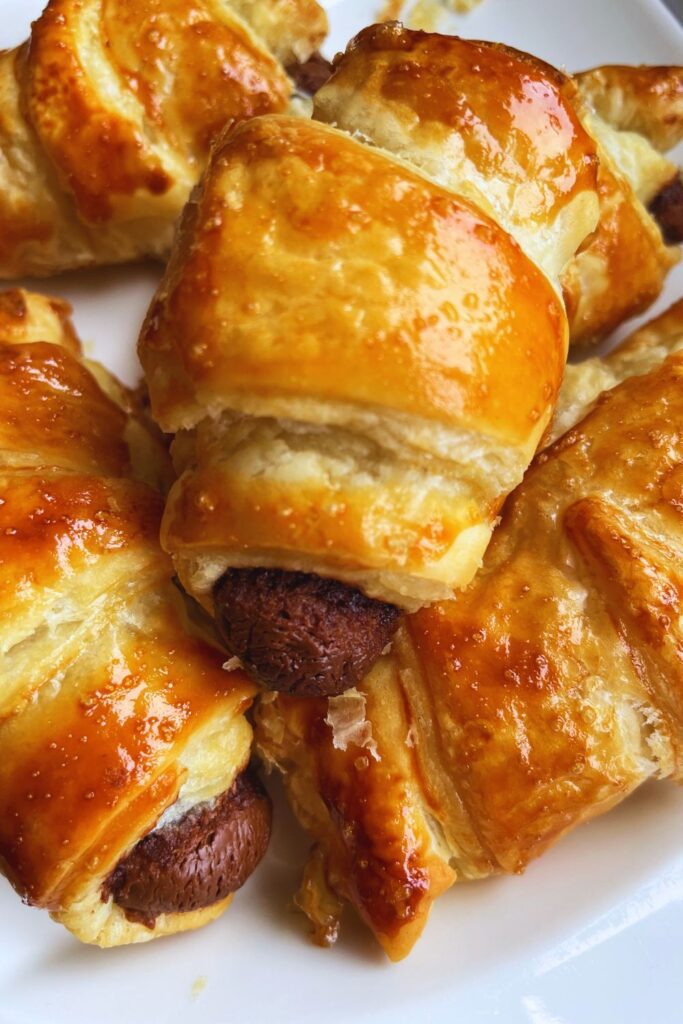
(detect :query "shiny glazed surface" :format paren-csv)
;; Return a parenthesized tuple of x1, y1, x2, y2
(0, 598, 252, 907)
(25, 0, 291, 223)
(0, 0, 327, 277)
(3, 0, 683, 1018)
(0, 290, 257, 946)
(320, 23, 598, 224)
(140, 114, 566, 438)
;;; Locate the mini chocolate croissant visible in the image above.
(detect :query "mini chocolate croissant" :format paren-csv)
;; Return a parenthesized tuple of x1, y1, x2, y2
(139, 26, 601, 698)
(0, 289, 271, 947)
(0, 0, 327, 278)
(256, 298, 683, 960)
(313, 27, 682, 347)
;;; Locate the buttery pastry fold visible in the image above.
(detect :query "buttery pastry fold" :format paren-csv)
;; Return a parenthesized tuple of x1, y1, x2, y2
(564, 65, 683, 344)
(140, 26, 601, 618)
(255, 299, 683, 960)
(0, 289, 269, 947)
(0, 0, 327, 277)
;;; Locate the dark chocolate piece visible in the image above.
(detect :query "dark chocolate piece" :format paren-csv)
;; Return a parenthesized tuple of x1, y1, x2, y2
(105, 770, 271, 927)
(213, 568, 401, 698)
(649, 175, 683, 245)
(287, 52, 333, 96)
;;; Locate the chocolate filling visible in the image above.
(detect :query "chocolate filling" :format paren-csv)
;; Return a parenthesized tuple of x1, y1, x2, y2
(104, 770, 271, 928)
(213, 568, 401, 698)
(287, 52, 334, 96)
(649, 174, 683, 245)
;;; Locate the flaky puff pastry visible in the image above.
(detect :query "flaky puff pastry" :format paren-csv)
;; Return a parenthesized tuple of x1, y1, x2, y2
(564, 65, 683, 345)
(256, 299, 683, 960)
(140, 29, 601, 612)
(313, 26, 681, 347)
(0, 0, 327, 278)
(314, 25, 600, 283)
(0, 289, 260, 947)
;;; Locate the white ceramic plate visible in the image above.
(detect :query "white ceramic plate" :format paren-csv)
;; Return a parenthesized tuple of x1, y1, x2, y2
(2, 1, 683, 1021)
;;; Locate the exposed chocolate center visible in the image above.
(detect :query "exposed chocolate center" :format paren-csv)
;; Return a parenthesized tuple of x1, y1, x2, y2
(287, 52, 334, 96)
(104, 770, 271, 928)
(649, 174, 683, 245)
(213, 568, 401, 698)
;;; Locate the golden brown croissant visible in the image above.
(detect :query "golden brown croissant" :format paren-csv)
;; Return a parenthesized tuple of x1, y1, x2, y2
(0, 289, 271, 947)
(564, 65, 683, 345)
(139, 25, 601, 696)
(0, 0, 327, 278)
(313, 28, 682, 346)
(255, 298, 683, 960)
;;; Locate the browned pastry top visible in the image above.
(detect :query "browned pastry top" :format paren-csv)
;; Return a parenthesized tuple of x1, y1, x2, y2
(24, 0, 293, 223)
(0, 290, 257, 926)
(140, 27, 603, 615)
(323, 22, 598, 225)
(0, 585, 255, 909)
(141, 113, 566, 441)
(256, 304, 683, 960)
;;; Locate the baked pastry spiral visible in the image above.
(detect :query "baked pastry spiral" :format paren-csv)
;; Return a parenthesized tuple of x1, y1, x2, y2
(564, 64, 683, 345)
(0, 0, 327, 277)
(256, 298, 683, 960)
(139, 24, 601, 695)
(0, 289, 271, 947)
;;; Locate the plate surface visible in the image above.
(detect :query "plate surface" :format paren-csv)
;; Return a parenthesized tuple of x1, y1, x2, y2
(2, 1, 683, 1022)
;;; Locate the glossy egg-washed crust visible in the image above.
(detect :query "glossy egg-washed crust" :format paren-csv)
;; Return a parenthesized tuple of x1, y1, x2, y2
(0, 0, 327, 277)
(141, 113, 568, 438)
(0, 289, 258, 947)
(140, 28, 602, 609)
(313, 24, 600, 282)
(313, 26, 682, 347)
(564, 65, 683, 345)
(256, 300, 683, 960)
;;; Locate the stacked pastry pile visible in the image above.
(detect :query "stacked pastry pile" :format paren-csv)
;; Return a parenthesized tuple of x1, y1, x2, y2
(137, 23, 683, 959)
(0, 0, 682, 961)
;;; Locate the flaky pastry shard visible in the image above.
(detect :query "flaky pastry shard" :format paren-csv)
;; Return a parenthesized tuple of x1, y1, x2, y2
(256, 299, 683, 960)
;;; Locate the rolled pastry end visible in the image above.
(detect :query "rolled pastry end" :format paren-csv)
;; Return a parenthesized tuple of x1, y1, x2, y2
(46, 708, 263, 948)
(104, 769, 271, 927)
(213, 568, 402, 697)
